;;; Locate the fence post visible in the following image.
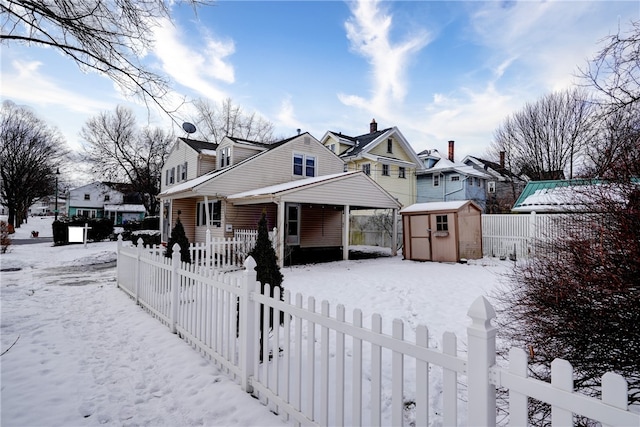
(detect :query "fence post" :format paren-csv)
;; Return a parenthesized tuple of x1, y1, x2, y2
(206, 228, 211, 269)
(240, 256, 257, 393)
(169, 243, 181, 334)
(466, 296, 497, 427)
(116, 234, 123, 289)
(134, 237, 143, 305)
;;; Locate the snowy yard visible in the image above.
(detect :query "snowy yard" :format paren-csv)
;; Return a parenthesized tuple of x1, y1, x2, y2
(1, 217, 511, 426)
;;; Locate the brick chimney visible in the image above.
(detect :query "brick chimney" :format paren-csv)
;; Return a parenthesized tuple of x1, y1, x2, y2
(499, 151, 505, 168)
(448, 140, 455, 162)
(370, 118, 377, 133)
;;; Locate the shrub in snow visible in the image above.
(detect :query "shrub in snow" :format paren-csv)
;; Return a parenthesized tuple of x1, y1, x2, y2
(165, 216, 191, 263)
(0, 221, 11, 253)
(52, 218, 114, 245)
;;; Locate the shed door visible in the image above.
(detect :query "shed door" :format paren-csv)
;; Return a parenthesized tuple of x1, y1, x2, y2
(409, 215, 431, 260)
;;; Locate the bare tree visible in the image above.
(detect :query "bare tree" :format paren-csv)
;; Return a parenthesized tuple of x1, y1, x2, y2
(0, 100, 68, 228)
(80, 105, 173, 215)
(582, 20, 640, 111)
(192, 98, 276, 143)
(490, 88, 597, 180)
(1, 0, 211, 116)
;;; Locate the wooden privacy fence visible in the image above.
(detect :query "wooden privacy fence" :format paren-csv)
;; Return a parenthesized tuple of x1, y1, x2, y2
(115, 237, 639, 426)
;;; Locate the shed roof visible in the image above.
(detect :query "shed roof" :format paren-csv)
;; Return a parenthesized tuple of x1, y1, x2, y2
(400, 200, 480, 214)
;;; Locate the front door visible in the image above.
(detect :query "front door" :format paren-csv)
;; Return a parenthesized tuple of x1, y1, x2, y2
(285, 203, 301, 245)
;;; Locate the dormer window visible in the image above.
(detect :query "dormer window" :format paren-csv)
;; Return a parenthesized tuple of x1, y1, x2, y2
(220, 146, 231, 168)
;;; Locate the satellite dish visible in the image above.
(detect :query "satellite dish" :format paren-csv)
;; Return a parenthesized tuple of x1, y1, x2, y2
(182, 122, 196, 134)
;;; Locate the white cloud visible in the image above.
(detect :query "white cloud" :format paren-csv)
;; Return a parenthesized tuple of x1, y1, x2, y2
(275, 95, 305, 134)
(152, 18, 235, 103)
(340, 0, 430, 115)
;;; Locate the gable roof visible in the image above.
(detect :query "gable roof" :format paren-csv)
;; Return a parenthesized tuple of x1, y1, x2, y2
(463, 155, 524, 181)
(158, 132, 319, 198)
(178, 137, 218, 153)
(323, 126, 423, 167)
(400, 200, 482, 214)
(228, 171, 402, 209)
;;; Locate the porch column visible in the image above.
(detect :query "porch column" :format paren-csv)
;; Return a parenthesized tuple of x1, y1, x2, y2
(391, 208, 398, 257)
(204, 195, 211, 268)
(342, 205, 350, 261)
(277, 200, 285, 268)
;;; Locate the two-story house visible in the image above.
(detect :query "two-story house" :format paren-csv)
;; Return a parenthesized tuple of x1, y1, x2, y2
(158, 132, 402, 266)
(416, 141, 492, 211)
(67, 182, 145, 224)
(462, 151, 528, 213)
(320, 119, 423, 209)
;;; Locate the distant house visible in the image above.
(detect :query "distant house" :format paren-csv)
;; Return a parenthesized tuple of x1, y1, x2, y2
(28, 195, 67, 217)
(320, 119, 423, 209)
(462, 151, 528, 213)
(158, 132, 402, 266)
(67, 182, 145, 224)
(416, 141, 492, 211)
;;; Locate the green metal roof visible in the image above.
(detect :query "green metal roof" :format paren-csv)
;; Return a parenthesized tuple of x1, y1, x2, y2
(512, 179, 600, 211)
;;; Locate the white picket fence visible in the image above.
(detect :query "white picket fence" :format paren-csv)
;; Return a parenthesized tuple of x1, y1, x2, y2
(115, 237, 639, 426)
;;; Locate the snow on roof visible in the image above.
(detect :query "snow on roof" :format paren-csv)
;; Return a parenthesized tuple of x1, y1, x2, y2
(200, 149, 216, 156)
(104, 204, 146, 212)
(511, 185, 595, 213)
(400, 200, 473, 213)
(158, 170, 224, 197)
(419, 157, 491, 179)
(228, 172, 357, 199)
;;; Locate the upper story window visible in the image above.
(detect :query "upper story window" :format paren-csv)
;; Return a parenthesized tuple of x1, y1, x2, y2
(104, 195, 110, 202)
(382, 164, 390, 176)
(196, 200, 222, 227)
(433, 175, 440, 187)
(220, 146, 231, 168)
(165, 167, 175, 185)
(362, 163, 371, 176)
(451, 175, 460, 182)
(84, 194, 90, 200)
(293, 153, 316, 177)
(387, 138, 393, 153)
(329, 143, 336, 153)
(398, 166, 406, 179)
(181, 162, 188, 181)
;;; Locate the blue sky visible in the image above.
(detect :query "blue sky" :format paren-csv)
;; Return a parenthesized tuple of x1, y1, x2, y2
(2, 0, 639, 162)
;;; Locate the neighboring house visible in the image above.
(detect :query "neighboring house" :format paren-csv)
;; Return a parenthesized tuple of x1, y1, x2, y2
(158, 132, 402, 266)
(416, 141, 492, 211)
(67, 182, 145, 224)
(320, 119, 423, 209)
(28, 195, 67, 217)
(462, 151, 528, 213)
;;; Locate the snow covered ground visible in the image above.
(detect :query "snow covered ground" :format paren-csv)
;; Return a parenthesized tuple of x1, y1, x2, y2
(1, 217, 511, 426)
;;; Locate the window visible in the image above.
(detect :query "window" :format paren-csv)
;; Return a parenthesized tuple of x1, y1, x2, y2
(398, 166, 406, 179)
(305, 156, 316, 177)
(286, 204, 300, 245)
(196, 200, 222, 227)
(84, 194, 90, 200)
(167, 167, 175, 184)
(433, 175, 440, 187)
(382, 164, 390, 176)
(165, 169, 170, 185)
(77, 209, 97, 218)
(293, 153, 316, 177)
(220, 146, 231, 168)
(436, 215, 448, 231)
(387, 138, 393, 153)
(362, 163, 371, 175)
(451, 175, 460, 182)
(181, 162, 188, 181)
(329, 143, 336, 153)
(104, 195, 110, 202)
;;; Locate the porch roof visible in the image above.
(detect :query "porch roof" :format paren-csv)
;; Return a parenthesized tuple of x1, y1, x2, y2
(227, 171, 402, 209)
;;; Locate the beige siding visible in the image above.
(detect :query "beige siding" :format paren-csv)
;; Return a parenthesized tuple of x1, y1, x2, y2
(198, 155, 216, 176)
(300, 205, 343, 248)
(171, 198, 197, 242)
(232, 144, 264, 164)
(430, 212, 457, 262)
(225, 203, 277, 232)
(347, 159, 416, 208)
(198, 134, 345, 196)
(279, 173, 400, 209)
(368, 136, 415, 163)
(162, 141, 201, 192)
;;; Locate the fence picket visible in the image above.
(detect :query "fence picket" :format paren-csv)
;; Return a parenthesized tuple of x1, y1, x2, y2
(415, 325, 429, 426)
(391, 319, 404, 427)
(320, 301, 330, 426)
(306, 296, 316, 422)
(551, 359, 574, 426)
(352, 309, 363, 427)
(507, 347, 528, 426)
(442, 331, 457, 427)
(371, 313, 382, 426)
(335, 304, 346, 427)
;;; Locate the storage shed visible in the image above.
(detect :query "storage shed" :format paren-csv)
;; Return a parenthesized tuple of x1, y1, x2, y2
(400, 200, 482, 262)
